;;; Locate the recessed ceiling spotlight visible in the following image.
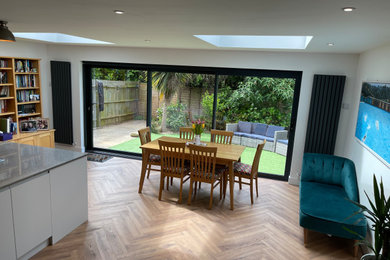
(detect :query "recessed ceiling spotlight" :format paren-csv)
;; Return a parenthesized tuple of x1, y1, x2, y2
(342, 7, 356, 12)
(114, 10, 125, 14)
(145, 40, 151, 43)
(327, 43, 335, 46)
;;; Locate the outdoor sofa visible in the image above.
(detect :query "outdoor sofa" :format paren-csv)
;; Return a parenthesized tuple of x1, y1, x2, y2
(225, 121, 288, 154)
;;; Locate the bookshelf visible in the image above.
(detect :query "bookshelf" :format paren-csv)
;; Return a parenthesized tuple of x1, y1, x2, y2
(0, 57, 42, 134)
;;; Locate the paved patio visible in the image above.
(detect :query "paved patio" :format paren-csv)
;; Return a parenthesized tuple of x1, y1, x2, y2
(93, 120, 146, 149)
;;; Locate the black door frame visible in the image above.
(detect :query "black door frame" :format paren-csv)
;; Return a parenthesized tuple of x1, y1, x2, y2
(83, 61, 302, 181)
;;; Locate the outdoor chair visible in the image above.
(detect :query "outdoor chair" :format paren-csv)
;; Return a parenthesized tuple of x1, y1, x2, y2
(179, 127, 195, 140)
(210, 129, 234, 144)
(138, 127, 160, 179)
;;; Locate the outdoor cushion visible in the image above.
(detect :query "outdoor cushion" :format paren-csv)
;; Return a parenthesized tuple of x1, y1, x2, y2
(238, 121, 252, 134)
(278, 139, 288, 145)
(233, 132, 247, 137)
(252, 123, 268, 136)
(241, 133, 274, 142)
(234, 162, 252, 176)
(265, 125, 285, 138)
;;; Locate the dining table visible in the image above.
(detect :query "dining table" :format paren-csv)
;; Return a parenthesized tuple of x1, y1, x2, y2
(138, 136, 246, 210)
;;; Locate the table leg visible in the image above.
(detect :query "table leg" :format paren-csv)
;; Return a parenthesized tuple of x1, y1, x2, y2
(229, 161, 234, 210)
(138, 149, 149, 193)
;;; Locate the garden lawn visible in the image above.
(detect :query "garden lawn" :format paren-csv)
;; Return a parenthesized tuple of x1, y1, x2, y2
(110, 133, 286, 176)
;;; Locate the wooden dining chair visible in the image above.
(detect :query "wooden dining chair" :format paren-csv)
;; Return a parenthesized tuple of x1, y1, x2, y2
(210, 129, 233, 144)
(179, 127, 195, 140)
(138, 127, 160, 179)
(230, 141, 266, 204)
(158, 140, 190, 204)
(187, 144, 224, 209)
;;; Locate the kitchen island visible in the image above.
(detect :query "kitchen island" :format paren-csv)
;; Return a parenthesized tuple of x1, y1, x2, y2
(0, 142, 87, 260)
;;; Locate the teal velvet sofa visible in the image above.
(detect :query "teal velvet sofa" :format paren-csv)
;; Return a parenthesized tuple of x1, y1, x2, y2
(299, 153, 367, 256)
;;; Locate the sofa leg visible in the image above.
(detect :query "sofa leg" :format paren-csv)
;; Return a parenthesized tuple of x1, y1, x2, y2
(304, 228, 308, 247)
(353, 241, 359, 257)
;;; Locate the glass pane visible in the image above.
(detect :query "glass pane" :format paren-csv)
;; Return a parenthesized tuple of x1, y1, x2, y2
(92, 68, 147, 153)
(217, 75, 295, 176)
(151, 72, 215, 142)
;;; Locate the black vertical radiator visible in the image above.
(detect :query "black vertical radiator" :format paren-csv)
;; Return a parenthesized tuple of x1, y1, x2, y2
(50, 61, 73, 145)
(304, 74, 346, 154)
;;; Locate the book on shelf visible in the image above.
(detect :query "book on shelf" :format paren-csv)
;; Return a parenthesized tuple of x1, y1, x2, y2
(16, 74, 36, 88)
(17, 90, 39, 102)
(0, 71, 8, 84)
(0, 100, 8, 113)
(0, 60, 9, 68)
(0, 86, 9, 97)
(15, 59, 35, 73)
(18, 104, 36, 115)
(0, 117, 10, 133)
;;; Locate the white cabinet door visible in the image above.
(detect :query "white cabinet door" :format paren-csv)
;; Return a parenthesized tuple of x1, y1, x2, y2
(50, 157, 88, 243)
(11, 173, 52, 258)
(0, 188, 16, 260)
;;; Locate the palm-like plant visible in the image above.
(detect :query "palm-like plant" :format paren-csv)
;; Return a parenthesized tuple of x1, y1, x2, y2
(152, 72, 188, 132)
(350, 175, 390, 260)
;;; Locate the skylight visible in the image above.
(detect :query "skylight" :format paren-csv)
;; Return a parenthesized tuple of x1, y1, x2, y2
(14, 33, 113, 45)
(194, 35, 313, 49)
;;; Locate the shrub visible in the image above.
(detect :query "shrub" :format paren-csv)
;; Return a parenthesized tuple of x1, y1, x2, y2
(166, 103, 188, 131)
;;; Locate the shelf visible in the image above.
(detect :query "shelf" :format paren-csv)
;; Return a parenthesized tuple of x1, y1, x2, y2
(17, 101, 40, 105)
(0, 112, 15, 116)
(0, 97, 14, 100)
(15, 71, 39, 75)
(0, 67, 12, 70)
(18, 113, 41, 118)
(0, 84, 13, 86)
(16, 87, 39, 90)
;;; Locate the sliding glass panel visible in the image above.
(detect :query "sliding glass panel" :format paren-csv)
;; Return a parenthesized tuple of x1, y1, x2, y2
(91, 67, 147, 153)
(151, 72, 215, 142)
(217, 75, 295, 176)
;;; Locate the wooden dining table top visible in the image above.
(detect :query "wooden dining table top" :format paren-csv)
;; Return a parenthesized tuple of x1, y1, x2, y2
(140, 136, 245, 162)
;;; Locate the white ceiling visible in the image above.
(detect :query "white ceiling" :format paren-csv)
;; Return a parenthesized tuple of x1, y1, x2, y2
(2, 0, 390, 53)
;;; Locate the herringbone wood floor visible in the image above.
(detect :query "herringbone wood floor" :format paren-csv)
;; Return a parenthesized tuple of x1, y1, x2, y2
(32, 157, 359, 260)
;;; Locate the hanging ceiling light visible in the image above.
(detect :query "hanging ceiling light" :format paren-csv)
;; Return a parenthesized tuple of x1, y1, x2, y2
(0, 21, 16, 42)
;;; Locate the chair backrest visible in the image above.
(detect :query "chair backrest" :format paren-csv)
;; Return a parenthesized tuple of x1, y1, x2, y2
(138, 127, 151, 145)
(158, 140, 186, 177)
(189, 144, 217, 182)
(179, 127, 194, 140)
(210, 129, 233, 144)
(251, 141, 266, 178)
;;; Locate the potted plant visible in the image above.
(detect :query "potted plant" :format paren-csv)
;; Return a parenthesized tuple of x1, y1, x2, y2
(350, 175, 390, 260)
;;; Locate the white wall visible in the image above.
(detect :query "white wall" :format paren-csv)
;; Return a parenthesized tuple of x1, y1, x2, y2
(45, 45, 359, 183)
(342, 44, 390, 209)
(0, 41, 51, 125)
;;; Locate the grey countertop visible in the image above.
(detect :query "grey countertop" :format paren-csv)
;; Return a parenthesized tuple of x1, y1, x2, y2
(0, 142, 86, 189)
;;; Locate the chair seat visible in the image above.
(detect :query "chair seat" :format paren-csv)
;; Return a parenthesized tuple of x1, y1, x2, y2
(149, 154, 161, 162)
(233, 162, 252, 176)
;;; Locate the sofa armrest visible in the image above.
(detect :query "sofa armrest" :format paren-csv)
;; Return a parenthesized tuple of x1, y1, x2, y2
(341, 160, 359, 202)
(226, 123, 238, 132)
(274, 130, 288, 142)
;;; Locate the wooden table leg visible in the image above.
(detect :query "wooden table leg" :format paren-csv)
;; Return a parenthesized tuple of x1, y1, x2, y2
(229, 161, 234, 210)
(138, 149, 149, 193)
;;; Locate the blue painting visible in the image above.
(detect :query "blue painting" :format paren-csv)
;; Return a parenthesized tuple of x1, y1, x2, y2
(355, 82, 390, 166)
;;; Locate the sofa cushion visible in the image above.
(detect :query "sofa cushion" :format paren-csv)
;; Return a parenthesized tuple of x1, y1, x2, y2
(265, 125, 285, 137)
(277, 139, 288, 145)
(233, 132, 246, 137)
(238, 121, 252, 134)
(300, 181, 366, 227)
(241, 133, 274, 142)
(252, 123, 268, 136)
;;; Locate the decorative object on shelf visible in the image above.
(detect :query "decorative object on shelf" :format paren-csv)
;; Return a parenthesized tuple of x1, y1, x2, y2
(191, 119, 205, 145)
(20, 120, 37, 132)
(37, 118, 49, 131)
(347, 175, 390, 260)
(0, 21, 15, 42)
(0, 132, 12, 141)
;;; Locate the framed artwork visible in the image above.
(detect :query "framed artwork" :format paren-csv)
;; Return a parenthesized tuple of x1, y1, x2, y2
(20, 120, 37, 132)
(355, 82, 390, 167)
(37, 118, 49, 131)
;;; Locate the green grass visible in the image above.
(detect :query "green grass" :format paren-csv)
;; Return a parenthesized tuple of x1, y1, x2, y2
(109, 132, 286, 176)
